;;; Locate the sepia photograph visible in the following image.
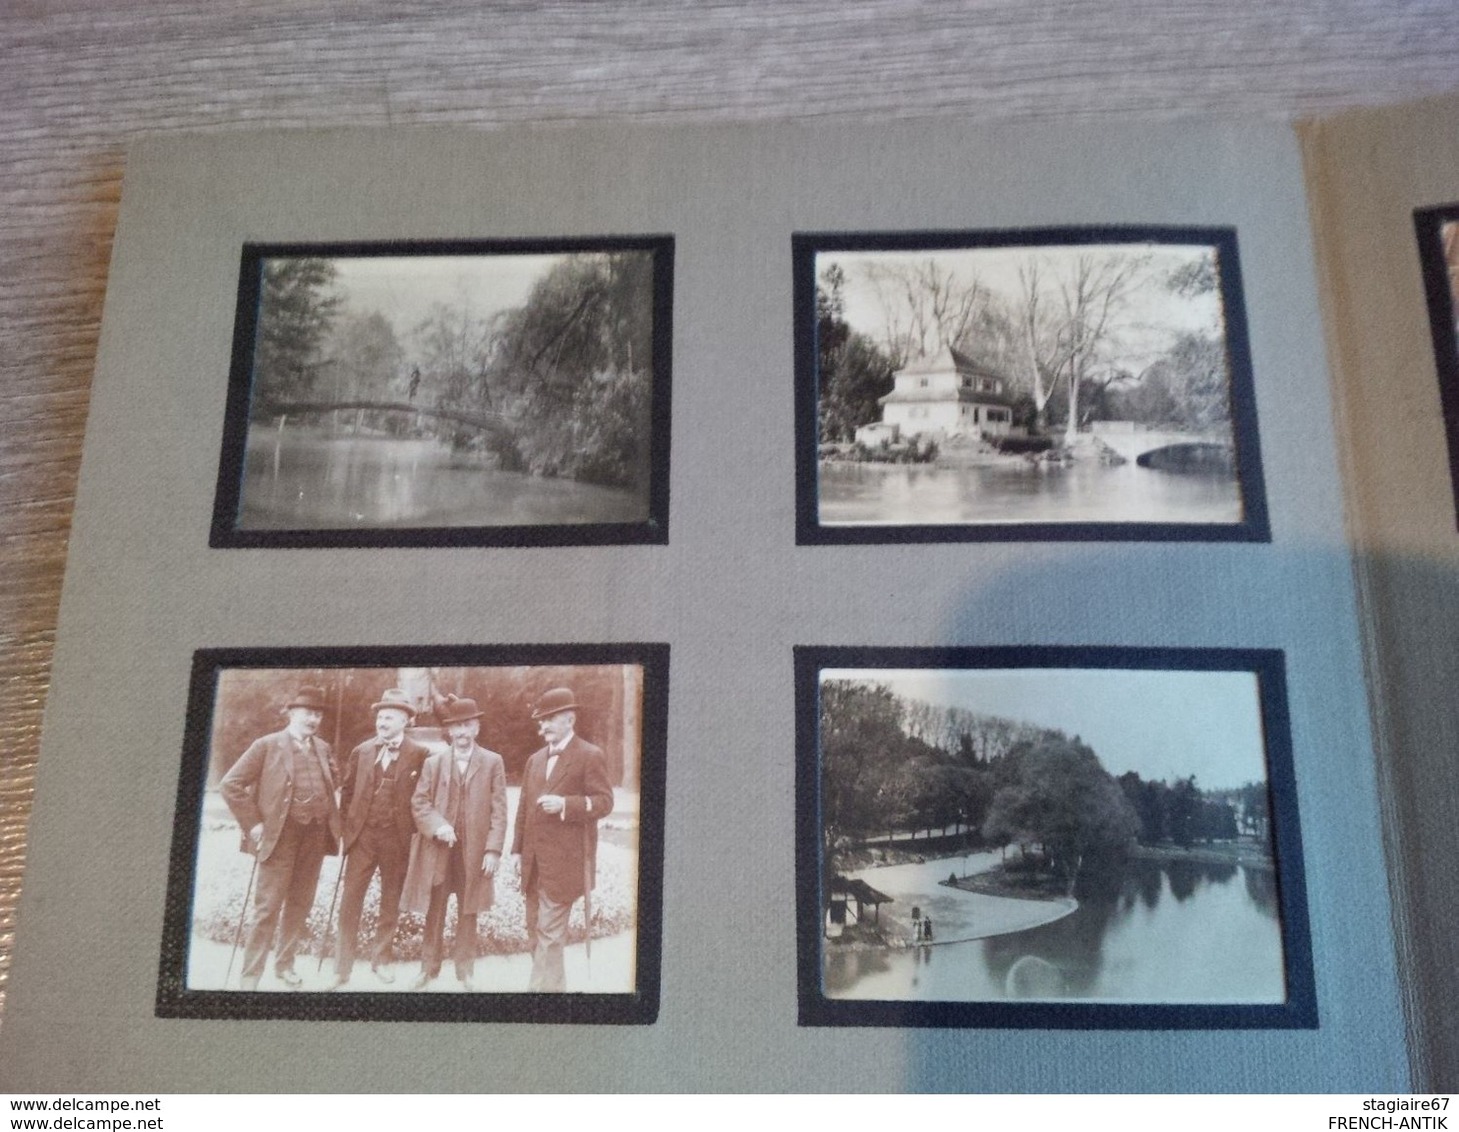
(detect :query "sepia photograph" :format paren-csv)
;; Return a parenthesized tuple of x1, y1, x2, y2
(158, 645, 667, 1023)
(794, 228, 1269, 543)
(794, 647, 1314, 1028)
(1414, 204, 1459, 527)
(211, 239, 673, 548)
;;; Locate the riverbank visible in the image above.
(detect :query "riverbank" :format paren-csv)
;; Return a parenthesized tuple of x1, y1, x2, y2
(1130, 840, 1275, 871)
(819, 446, 1025, 470)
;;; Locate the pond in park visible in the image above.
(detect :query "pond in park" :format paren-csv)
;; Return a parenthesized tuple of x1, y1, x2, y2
(824, 857, 1285, 1003)
(818, 457, 1241, 527)
(236, 430, 647, 529)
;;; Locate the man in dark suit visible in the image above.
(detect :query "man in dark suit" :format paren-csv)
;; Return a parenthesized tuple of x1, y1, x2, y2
(219, 684, 341, 991)
(510, 686, 614, 992)
(329, 688, 430, 989)
(401, 695, 508, 991)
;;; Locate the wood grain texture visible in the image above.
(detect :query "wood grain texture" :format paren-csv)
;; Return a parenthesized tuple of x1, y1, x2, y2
(3, 0, 1458, 1024)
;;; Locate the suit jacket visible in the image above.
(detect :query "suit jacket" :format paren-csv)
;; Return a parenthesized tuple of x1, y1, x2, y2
(218, 728, 340, 863)
(401, 744, 508, 916)
(510, 734, 614, 905)
(338, 735, 430, 855)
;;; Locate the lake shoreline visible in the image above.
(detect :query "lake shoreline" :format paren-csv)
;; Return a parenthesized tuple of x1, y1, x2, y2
(824, 850, 1079, 954)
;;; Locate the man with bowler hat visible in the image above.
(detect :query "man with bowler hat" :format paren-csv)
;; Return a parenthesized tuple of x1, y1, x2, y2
(402, 694, 508, 991)
(511, 686, 614, 992)
(330, 687, 430, 989)
(219, 684, 341, 991)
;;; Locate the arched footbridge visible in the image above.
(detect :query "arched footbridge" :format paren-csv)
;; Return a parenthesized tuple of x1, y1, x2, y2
(258, 399, 510, 439)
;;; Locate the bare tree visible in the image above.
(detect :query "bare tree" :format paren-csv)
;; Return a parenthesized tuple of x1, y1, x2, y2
(1017, 252, 1148, 443)
(1016, 260, 1060, 431)
(861, 259, 988, 366)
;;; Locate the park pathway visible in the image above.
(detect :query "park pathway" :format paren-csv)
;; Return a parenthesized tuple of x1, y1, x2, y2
(845, 851, 1075, 946)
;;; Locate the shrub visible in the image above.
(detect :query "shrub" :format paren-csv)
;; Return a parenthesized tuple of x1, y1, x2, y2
(993, 434, 1056, 456)
(192, 832, 639, 961)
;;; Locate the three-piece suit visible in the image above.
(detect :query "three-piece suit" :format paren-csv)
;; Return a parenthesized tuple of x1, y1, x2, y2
(334, 734, 429, 980)
(218, 728, 341, 984)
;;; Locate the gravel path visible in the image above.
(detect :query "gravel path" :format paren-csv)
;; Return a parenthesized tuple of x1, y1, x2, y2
(844, 851, 1076, 945)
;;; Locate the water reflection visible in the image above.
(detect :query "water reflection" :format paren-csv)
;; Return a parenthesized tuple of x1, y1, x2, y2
(239, 432, 647, 529)
(826, 858, 1285, 1003)
(1244, 865, 1279, 920)
(818, 458, 1241, 526)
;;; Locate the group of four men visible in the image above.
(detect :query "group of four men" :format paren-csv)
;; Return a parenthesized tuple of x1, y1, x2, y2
(217, 683, 614, 994)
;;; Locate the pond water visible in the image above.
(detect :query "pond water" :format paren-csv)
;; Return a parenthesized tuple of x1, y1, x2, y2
(237, 432, 647, 529)
(825, 857, 1285, 1003)
(818, 458, 1241, 526)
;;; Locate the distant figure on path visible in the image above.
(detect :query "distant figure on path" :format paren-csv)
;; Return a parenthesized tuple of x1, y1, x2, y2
(408, 366, 421, 401)
(922, 916, 933, 943)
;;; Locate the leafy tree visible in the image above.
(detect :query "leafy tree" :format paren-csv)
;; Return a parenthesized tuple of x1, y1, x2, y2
(982, 735, 1140, 886)
(252, 257, 341, 414)
(489, 251, 655, 486)
(569, 367, 652, 489)
(1168, 776, 1200, 848)
(1118, 770, 1169, 845)
(1236, 780, 1271, 844)
(816, 268, 895, 442)
(820, 679, 906, 857)
(326, 311, 407, 432)
(1111, 332, 1231, 432)
(1194, 798, 1240, 842)
(209, 667, 341, 784)
(1167, 254, 1219, 298)
(411, 299, 499, 450)
(1162, 331, 1231, 431)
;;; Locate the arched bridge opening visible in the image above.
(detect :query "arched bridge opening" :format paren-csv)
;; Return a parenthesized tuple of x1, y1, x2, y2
(1135, 442, 1235, 474)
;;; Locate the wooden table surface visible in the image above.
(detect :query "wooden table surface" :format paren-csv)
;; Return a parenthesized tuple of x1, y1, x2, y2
(3, 0, 1458, 1021)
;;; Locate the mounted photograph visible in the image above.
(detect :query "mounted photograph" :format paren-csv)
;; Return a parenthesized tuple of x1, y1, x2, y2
(1414, 204, 1459, 528)
(794, 228, 1269, 542)
(794, 647, 1314, 1029)
(211, 238, 673, 548)
(158, 645, 667, 1024)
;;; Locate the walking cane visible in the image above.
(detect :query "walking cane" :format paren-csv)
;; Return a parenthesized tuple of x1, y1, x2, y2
(226, 853, 259, 989)
(317, 844, 346, 973)
(580, 823, 593, 978)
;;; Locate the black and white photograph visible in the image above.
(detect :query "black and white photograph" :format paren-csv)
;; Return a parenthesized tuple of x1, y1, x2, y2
(211, 239, 672, 548)
(158, 646, 667, 1024)
(795, 647, 1314, 1029)
(794, 228, 1269, 543)
(1414, 205, 1459, 527)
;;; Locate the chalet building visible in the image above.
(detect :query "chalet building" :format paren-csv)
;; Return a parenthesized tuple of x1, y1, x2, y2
(855, 343, 1017, 445)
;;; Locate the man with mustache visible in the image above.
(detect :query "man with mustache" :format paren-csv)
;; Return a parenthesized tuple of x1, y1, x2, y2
(219, 684, 342, 991)
(330, 687, 429, 989)
(402, 694, 508, 991)
(511, 686, 614, 992)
